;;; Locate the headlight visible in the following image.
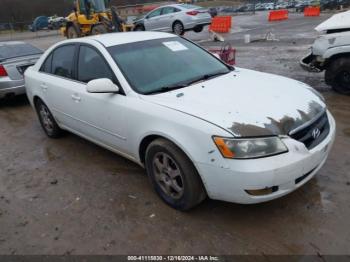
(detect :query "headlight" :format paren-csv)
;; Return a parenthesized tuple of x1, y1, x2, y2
(213, 136, 288, 159)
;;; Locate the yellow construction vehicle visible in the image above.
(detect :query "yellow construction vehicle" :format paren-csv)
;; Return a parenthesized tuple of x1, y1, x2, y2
(61, 0, 133, 38)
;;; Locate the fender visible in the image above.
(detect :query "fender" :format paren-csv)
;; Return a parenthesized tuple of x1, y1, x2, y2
(323, 45, 350, 59)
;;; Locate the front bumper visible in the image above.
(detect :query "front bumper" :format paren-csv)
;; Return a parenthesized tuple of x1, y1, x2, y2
(0, 78, 25, 98)
(300, 52, 322, 73)
(195, 111, 336, 204)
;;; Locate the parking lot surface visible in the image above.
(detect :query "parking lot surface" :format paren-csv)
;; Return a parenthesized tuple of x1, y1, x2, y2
(1, 11, 350, 255)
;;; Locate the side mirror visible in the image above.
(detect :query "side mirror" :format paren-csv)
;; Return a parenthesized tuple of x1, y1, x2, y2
(86, 78, 120, 93)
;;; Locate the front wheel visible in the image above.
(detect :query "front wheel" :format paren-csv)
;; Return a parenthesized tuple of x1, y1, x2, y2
(67, 25, 79, 39)
(134, 24, 145, 31)
(145, 139, 206, 211)
(91, 24, 108, 35)
(325, 57, 350, 95)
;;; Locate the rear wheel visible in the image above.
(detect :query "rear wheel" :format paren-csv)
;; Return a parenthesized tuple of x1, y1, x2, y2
(325, 57, 350, 95)
(67, 25, 79, 39)
(193, 25, 203, 33)
(145, 138, 206, 211)
(173, 21, 185, 36)
(91, 24, 108, 35)
(35, 99, 63, 138)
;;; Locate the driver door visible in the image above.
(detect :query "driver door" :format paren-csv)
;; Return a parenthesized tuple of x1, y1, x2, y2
(144, 8, 163, 31)
(71, 44, 128, 152)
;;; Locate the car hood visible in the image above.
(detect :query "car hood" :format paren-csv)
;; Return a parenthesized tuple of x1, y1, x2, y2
(141, 68, 326, 137)
(315, 10, 350, 32)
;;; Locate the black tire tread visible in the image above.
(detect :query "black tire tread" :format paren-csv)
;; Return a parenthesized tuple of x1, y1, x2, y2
(325, 57, 350, 95)
(35, 99, 64, 138)
(145, 138, 206, 211)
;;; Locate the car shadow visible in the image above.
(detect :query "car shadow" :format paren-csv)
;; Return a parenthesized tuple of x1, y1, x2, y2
(0, 94, 30, 108)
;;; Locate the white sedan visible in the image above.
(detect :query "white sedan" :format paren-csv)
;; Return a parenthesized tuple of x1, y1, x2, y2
(25, 32, 336, 210)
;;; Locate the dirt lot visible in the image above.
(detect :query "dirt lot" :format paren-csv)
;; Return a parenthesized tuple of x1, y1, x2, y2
(1, 11, 350, 255)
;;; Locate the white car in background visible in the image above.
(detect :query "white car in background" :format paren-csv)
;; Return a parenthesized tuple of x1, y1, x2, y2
(25, 32, 335, 210)
(133, 4, 212, 35)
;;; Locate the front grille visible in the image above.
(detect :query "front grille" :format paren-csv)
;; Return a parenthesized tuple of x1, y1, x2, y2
(289, 111, 330, 150)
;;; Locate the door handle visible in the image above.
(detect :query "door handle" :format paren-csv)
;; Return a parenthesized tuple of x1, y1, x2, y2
(40, 83, 48, 91)
(71, 94, 81, 102)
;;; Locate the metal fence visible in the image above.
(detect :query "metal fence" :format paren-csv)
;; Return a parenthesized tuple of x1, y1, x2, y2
(0, 21, 60, 41)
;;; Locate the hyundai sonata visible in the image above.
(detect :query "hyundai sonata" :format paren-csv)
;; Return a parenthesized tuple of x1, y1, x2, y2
(25, 32, 335, 210)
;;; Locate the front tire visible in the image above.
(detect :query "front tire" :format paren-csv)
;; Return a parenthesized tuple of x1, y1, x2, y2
(67, 25, 79, 39)
(134, 24, 145, 31)
(325, 57, 350, 95)
(145, 139, 206, 211)
(35, 99, 63, 138)
(172, 21, 185, 36)
(193, 25, 203, 33)
(91, 24, 108, 35)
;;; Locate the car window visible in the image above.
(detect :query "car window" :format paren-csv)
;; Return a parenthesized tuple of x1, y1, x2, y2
(78, 45, 114, 83)
(0, 43, 42, 61)
(51, 45, 75, 79)
(40, 54, 53, 74)
(162, 7, 177, 15)
(181, 4, 201, 9)
(147, 8, 162, 18)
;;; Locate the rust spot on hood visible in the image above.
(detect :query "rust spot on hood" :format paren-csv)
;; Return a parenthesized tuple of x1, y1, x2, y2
(229, 101, 325, 137)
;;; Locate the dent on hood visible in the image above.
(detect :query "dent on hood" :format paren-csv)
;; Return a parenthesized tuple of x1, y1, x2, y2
(229, 100, 325, 137)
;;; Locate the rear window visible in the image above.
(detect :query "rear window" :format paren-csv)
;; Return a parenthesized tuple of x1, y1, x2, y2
(181, 4, 201, 9)
(0, 43, 42, 61)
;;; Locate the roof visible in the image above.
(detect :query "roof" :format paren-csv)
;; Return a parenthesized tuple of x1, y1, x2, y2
(73, 31, 178, 47)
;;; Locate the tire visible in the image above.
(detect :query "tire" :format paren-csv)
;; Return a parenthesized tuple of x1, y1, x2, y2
(193, 25, 203, 33)
(325, 57, 350, 95)
(172, 21, 185, 36)
(67, 25, 79, 39)
(134, 24, 145, 31)
(145, 138, 206, 211)
(35, 99, 63, 138)
(91, 24, 108, 35)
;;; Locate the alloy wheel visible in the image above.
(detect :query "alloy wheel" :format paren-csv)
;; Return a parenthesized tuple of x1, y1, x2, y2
(173, 23, 184, 35)
(152, 152, 184, 199)
(39, 104, 54, 133)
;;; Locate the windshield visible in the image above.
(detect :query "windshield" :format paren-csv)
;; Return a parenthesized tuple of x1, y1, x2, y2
(0, 43, 42, 61)
(108, 37, 230, 95)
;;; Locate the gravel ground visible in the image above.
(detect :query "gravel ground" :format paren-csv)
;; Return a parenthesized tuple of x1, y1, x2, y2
(0, 11, 350, 255)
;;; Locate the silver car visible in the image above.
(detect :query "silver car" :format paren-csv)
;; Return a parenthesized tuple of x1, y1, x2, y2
(0, 41, 42, 99)
(133, 4, 212, 35)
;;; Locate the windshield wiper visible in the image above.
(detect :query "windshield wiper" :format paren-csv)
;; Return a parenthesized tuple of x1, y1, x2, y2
(146, 83, 188, 95)
(186, 71, 230, 86)
(146, 71, 230, 95)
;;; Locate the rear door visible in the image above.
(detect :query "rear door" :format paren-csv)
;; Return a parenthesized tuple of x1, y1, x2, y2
(38, 44, 83, 130)
(158, 7, 180, 31)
